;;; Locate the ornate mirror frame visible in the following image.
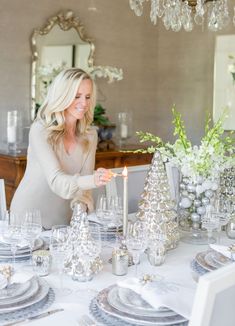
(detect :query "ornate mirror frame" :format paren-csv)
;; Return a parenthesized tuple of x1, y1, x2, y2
(30, 10, 123, 120)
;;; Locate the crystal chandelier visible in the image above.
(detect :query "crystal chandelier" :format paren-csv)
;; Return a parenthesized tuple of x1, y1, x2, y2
(129, 0, 234, 32)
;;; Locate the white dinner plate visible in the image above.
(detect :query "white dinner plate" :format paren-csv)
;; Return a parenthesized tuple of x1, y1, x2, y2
(0, 277, 49, 314)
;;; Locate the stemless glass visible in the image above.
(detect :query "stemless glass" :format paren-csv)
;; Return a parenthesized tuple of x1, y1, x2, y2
(126, 220, 148, 277)
(50, 225, 71, 296)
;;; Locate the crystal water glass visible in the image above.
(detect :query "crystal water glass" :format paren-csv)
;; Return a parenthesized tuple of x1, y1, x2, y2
(50, 225, 71, 296)
(96, 195, 120, 247)
(201, 207, 220, 245)
(2, 212, 22, 268)
(21, 209, 42, 264)
(126, 220, 148, 277)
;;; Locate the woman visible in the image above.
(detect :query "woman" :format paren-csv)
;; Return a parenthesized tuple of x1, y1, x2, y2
(10, 68, 112, 229)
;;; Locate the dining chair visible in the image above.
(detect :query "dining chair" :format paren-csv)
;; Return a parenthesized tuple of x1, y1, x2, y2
(106, 164, 150, 214)
(189, 263, 235, 326)
(0, 179, 7, 219)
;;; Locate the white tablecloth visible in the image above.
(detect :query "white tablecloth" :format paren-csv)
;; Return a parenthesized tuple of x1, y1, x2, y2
(10, 233, 235, 325)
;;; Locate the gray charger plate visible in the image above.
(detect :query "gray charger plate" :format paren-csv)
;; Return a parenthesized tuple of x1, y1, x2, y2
(0, 277, 49, 313)
(90, 297, 188, 326)
(108, 286, 177, 318)
(95, 286, 187, 326)
(0, 276, 39, 306)
(0, 288, 54, 325)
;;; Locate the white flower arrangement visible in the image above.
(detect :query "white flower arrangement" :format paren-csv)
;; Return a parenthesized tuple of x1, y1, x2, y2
(36, 61, 67, 105)
(136, 107, 235, 183)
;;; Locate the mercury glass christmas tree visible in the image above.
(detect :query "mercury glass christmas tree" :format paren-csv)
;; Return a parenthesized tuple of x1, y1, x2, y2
(64, 203, 103, 281)
(136, 151, 180, 250)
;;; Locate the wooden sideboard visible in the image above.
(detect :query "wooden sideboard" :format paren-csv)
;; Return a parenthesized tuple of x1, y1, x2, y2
(0, 148, 152, 208)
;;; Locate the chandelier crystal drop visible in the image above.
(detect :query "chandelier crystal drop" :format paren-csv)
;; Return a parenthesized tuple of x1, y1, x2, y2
(129, 0, 234, 32)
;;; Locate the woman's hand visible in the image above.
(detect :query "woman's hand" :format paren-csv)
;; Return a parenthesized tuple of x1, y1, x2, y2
(94, 168, 113, 187)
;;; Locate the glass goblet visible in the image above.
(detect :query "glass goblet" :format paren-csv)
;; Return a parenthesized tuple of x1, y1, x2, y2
(126, 221, 148, 277)
(50, 225, 71, 296)
(2, 212, 22, 268)
(201, 211, 220, 245)
(21, 222, 42, 265)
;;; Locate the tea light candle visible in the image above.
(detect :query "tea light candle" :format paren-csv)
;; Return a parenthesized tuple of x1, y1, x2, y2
(122, 166, 128, 236)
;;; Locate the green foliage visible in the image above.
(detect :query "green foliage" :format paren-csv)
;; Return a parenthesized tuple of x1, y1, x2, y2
(172, 106, 191, 152)
(93, 104, 111, 126)
(135, 106, 235, 179)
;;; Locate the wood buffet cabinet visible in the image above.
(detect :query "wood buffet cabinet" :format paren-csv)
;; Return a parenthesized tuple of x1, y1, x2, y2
(0, 148, 152, 208)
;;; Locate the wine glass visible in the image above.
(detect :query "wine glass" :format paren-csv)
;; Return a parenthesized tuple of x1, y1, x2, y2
(50, 225, 71, 296)
(21, 210, 42, 265)
(2, 212, 22, 268)
(213, 198, 231, 243)
(201, 207, 220, 245)
(96, 195, 114, 247)
(126, 220, 148, 277)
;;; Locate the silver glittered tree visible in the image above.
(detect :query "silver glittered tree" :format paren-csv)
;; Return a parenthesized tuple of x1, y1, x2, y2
(136, 151, 180, 250)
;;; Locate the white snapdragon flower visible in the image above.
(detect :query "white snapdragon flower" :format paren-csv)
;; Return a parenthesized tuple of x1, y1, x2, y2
(228, 63, 235, 74)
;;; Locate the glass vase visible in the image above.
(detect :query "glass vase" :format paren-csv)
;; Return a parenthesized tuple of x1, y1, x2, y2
(178, 174, 219, 245)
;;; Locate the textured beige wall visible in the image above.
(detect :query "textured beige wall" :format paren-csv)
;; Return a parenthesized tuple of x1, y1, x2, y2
(0, 0, 234, 146)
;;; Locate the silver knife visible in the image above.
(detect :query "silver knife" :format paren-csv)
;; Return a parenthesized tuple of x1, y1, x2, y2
(4, 308, 64, 326)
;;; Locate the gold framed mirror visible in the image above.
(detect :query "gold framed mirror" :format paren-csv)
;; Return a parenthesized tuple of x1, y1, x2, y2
(31, 10, 123, 120)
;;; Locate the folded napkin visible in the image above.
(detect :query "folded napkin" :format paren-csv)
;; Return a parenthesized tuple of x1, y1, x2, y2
(210, 244, 234, 260)
(11, 271, 34, 284)
(117, 277, 195, 319)
(0, 274, 7, 289)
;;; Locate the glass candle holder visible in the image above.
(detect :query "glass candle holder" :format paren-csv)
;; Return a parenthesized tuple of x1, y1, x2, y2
(147, 241, 166, 266)
(7, 110, 22, 154)
(116, 112, 133, 148)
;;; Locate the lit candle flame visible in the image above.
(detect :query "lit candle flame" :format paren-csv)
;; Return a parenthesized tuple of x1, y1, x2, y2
(122, 166, 128, 177)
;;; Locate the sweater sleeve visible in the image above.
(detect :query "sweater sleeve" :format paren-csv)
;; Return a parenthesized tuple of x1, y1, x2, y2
(29, 121, 97, 200)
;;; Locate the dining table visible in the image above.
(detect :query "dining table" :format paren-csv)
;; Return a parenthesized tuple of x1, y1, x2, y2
(4, 230, 229, 326)
(0, 224, 234, 326)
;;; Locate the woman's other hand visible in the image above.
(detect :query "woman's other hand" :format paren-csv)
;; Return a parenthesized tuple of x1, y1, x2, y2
(94, 168, 113, 187)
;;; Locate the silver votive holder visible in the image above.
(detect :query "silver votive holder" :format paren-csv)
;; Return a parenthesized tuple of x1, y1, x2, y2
(32, 250, 51, 276)
(112, 245, 129, 276)
(147, 243, 166, 266)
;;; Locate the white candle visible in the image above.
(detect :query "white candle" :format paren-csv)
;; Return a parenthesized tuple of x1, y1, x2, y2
(7, 111, 17, 143)
(122, 166, 128, 237)
(7, 126, 17, 143)
(120, 123, 128, 139)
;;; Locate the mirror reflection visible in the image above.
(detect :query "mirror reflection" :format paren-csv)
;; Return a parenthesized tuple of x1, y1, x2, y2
(31, 10, 123, 120)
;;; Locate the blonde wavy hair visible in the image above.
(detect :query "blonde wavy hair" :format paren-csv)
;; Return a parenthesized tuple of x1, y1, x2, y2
(37, 68, 96, 148)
